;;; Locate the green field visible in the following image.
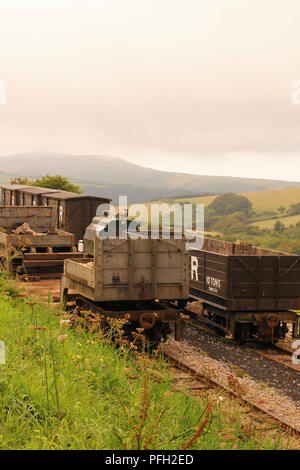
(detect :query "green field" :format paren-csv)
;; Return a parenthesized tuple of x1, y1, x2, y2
(148, 187, 300, 235)
(236, 187, 300, 213)
(164, 187, 300, 213)
(251, 214, 300, 229)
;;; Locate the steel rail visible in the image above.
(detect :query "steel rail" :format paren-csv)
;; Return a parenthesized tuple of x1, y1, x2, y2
(163, 351, 300, 437)
(183, 310, 300, 374)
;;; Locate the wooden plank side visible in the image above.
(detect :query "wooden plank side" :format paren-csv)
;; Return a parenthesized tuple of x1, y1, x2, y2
(7, 234, 74, 247)
(189, 240, 300, 311)
(65, 237, 189, 302)
(64, 259, 94, 288)
(229, 255, 300, 311)
(189, 249, 228, 299)
(0, 206, 55, 232)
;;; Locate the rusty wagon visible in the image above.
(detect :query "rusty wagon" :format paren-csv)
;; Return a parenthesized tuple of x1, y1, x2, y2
(61, 236, 189, 346)
(189, 238, 300, 343)
(0, 185, 111, 242)
(0, 206, 80, 277)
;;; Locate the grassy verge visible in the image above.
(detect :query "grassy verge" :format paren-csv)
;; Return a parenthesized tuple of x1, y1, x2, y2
(0, 272, 297, 450)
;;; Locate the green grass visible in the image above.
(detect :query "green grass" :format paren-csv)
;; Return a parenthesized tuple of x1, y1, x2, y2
(0, 274, 297, 449)
(152, 187, 300, 213)
(148, 188, 300, 235)
(149, 194, 217, 208)
(251, 214, 300, 229)
(238, 188, 300, 213)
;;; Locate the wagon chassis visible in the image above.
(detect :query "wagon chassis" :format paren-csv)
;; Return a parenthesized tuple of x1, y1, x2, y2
(65, 294, 186, 346)
(189, 298, 300, 344)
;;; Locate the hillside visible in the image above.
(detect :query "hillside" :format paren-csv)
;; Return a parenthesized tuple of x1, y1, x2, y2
(250, 214, 300, 229)
(165, 187, 300, 213)
(161, 187, 300, 254)
(1, 152, 300, 203)
(73, 181, 210, 204)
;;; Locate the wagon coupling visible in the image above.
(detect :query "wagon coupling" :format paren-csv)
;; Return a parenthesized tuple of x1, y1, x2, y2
(266, 314, 279, 329)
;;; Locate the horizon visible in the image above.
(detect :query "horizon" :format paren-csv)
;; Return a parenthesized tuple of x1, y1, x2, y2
(1, 150, 300, 184)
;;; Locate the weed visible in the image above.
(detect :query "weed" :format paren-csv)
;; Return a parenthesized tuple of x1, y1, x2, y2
(0, 274, 296, 450)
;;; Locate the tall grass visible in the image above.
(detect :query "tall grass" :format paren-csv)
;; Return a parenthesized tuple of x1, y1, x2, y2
(0, 275, 297, 450)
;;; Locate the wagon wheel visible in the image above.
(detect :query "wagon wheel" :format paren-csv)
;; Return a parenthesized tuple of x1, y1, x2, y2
(234, 322, 250, 345)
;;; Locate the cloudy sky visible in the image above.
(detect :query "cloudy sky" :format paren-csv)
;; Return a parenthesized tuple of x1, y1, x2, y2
(1, 0, 300, 180)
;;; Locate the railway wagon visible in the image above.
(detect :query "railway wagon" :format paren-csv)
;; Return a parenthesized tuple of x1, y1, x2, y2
(0, 206, 78, 276)
(0, 185, 58, 206)
(1, 185, 111, 242)
(40, 191, 110, 242)
(0, 206, 56, 233)
(61, 236, 189, 345)
(189, 238, 300, 343)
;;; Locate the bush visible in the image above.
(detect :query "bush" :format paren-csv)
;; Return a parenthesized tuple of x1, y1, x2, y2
(208, 193, 252, 216)
(10, 175, 82, 194)
(274, 221, 285, 233)
(212, 214, 248, 234)
(288, 202, 300, 215)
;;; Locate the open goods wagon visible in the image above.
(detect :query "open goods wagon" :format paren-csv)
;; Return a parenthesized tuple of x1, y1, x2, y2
(0, 206, 79, 277)
(61, 236, 189, 346)
(189, 238, 300, 342)
(61, 236, 189, 302)
(0, 184, 111, 242)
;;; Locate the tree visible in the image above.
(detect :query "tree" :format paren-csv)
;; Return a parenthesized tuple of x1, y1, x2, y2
(289, 202, 300, 215)
(212, 214, 248, 234)
(274, 220, 285, 233)
(10, 177, 31, 185)
(11, 174, 82, 194)
(207, 193, 252, 216)
(278, 206, 285, 215)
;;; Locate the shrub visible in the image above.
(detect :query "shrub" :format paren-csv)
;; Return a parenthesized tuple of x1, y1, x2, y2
(208, 193, 252, 216)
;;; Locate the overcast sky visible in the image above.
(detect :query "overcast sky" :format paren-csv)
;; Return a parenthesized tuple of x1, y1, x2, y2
(1, 0, 300, 180)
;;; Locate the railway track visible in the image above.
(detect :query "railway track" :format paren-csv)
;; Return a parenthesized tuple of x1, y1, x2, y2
(22, 277, 300, 376)
(247, 343, 299, 373)
(19, 276, 300, 439)
(183, 312, 300, 374)
(163, 349, 300, 437)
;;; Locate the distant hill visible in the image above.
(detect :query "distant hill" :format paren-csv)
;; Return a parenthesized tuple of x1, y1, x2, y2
(1, 152, 300, 203)
(167, 187, 300, 211)
(74, 182, 211, 204)
(158, 187, 300, 230)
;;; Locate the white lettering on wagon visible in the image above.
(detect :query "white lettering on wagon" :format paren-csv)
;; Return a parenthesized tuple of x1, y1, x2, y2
(206, 276, 221, 292)
(191, 256, 198, 281)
